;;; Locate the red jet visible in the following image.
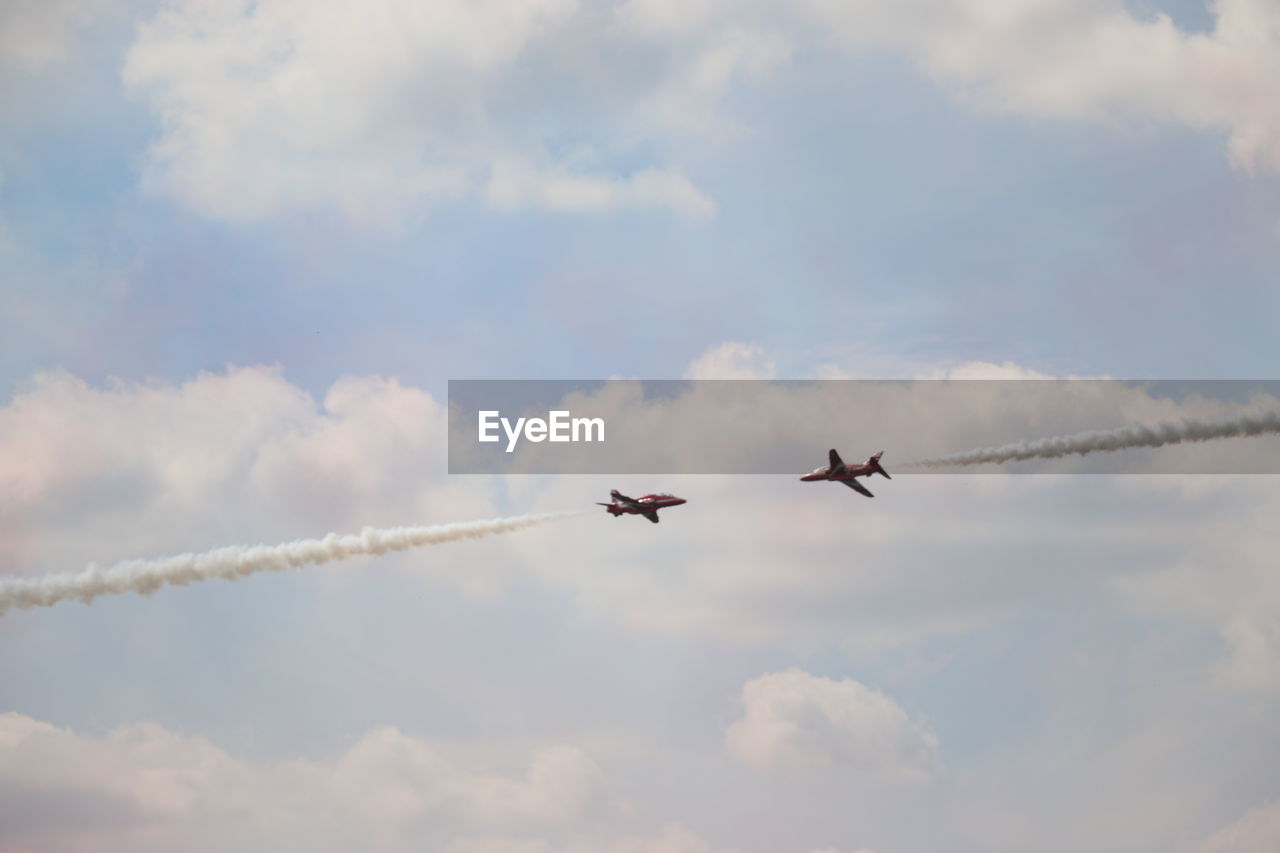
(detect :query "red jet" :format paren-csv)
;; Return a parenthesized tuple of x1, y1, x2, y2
(597, 490, 687, 523)
(800, 449, 891, 497)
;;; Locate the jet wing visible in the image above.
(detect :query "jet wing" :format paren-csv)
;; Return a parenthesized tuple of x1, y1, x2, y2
(842, 479, 874, 498)
(644, 511, 660, 523)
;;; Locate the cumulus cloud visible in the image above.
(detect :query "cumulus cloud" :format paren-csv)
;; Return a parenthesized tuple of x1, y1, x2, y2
(1114, 507, 1280, 692)
(0, 0, 102, 72)
(443, 824, 740, 853)
(120, 0, 761, 223)
(490, 365, 1280, 479)
(1190, 799, 1280, 853)
(682, 341, 777, 379)
(5, 361, 1280, 681)
(916, 360, 1058, 381)
(0, 710, 862, 853)
(4, 361, 1280, 852)
(0, 366, 502, 596)
(483, 352, 1280, 658)
(440, 829, 864, 853)
(806, 0, 1280, 175)
(725, 669, 938, 779)
(486, 160, 715, 221)
(0, 711, 612, 853)
(116, 0, 1280, 224)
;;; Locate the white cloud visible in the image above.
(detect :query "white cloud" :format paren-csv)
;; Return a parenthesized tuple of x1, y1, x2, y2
(122, 0, 565, 223)
(725, 668, 938, 779)
(117, 0, 1280, 225)
(1190, 799, 1280, 853)
(486, 161, 715, 221)
(120, 0, 754, 224)
(916, 360, 1057, 380)
(682, 341, 776, 379)
(805, 0, 1280, 175)
(0, 0, 103, 72)
(617, 0, 731, 37)
(5, 363, 1280, 680)
(495, 363, 1280, 657)
(0, 711, 612, 853)
(0, 366, 499, 594)
(444, 824, 740, 853)
(3, 363, 1280, 851)
(0, 705, 866, 853)
(1113, 502, 1280, 691)
(441, 829, 869, 853)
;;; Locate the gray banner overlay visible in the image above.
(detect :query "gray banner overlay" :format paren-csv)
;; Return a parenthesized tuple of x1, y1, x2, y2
(448, 380, 1280, 474)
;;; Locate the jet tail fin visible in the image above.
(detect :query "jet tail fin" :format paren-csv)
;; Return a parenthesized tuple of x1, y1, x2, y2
(870, 451, 890, 479)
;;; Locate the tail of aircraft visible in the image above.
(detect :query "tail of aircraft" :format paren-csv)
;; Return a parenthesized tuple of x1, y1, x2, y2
(599, 490, 627, 515)
(869, 451, 891, 479)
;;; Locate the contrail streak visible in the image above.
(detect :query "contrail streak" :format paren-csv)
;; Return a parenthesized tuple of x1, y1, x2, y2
(0, 512, 583, 615)
(908, 410, 1280, 468)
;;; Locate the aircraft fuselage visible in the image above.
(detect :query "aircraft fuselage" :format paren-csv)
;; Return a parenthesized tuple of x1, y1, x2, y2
(800, 450, 890, 497)
(598, 491, 687, 523)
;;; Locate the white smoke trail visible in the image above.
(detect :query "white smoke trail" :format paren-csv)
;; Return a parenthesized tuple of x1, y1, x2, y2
(909, 410, 1280, 468)
(0, 511, 584, 616)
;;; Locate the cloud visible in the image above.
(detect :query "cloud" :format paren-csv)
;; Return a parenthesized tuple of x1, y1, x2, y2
(117, 0, 1280, 225)
(805, 0, 1280, 175)
(682, 341, 776, 379)
(481, 366, 1280, 482)
(120, 0, 752, 224)
(1190, 799, 1280, 853)
(486, 161, 715, 221)
(1113, 504, 1280, 691)
(915, 360, 1058, 381)
(0, 709, 867, 853)
(5, 361, 1280, 683)
(0, 711, 613, 853)
(443, 824, 740, 853)
(3, 361, 1280, 851)
(725, 668, 938, 779)
(0, 366, 500, 595)
(617, 0, 732, 37)
(0, 0, 102, 72)
(482, 354, 1280, 657)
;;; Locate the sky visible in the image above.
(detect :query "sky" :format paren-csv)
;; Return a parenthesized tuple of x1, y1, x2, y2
(2, 1, 1280, 852)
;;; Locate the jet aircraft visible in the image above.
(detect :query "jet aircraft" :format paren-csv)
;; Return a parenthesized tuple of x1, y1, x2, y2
(799, 449, 891, 497)
(597, 490, 687, 523)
